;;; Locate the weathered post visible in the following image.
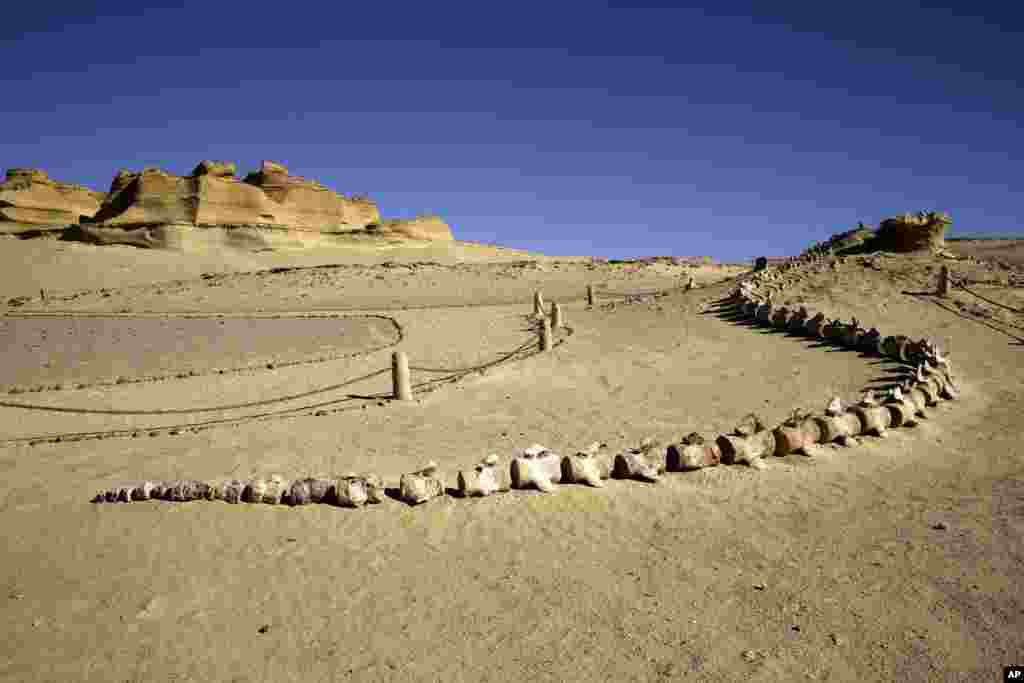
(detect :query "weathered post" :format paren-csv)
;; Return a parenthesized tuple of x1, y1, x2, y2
(937, 265, 950, 297)
(540, 317, 553, 352)
(392, 351, 412, 401)
(533, 291, 545, 317)
(586, 284, 595, 307)
(551, 302, 563, 329)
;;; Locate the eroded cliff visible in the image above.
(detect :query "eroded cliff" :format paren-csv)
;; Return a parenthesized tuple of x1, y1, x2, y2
(0, 169, 104, 232)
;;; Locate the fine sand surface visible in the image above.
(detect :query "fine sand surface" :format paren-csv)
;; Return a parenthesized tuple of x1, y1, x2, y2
(0, 315, 400, 390)
(948, 238, 1024, 268)
(0, 237, 1022, 682)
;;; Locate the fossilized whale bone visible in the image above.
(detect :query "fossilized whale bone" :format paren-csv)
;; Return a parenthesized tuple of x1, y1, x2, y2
(399, 462, 445, 505)
(511, 444, 564, 492)
(860, 328, 882, 354)
(787, 307, 810, 333)
(804, 312, 827, 337)
(840, 320, 865, 348)
(666, 432, 722, 470)
(884, 382, 925, 427)
(612, 437, 665, 482)
(91, 478, 240, 504)
(456, 454, 510, 497)
(717, 415, 775, 469)
(916, 359, 959, 399)
(92, 473, 385, 507)
(850, 390, 892, 437)
(335, 473, 386, 507)
(561, 442, 613, 487)
(770, 306, 791, 329)
(773, 413, 822, 456)
(816, 397, 863, 444)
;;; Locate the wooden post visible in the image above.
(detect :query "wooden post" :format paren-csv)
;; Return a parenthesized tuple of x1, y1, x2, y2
(586, 284, 595, 307)
(533, 291, 545, 317)
(551, 302, 563, 329)
(937, 265, 950, 297)
(392, 351, 412, 401)
(540, 317, 553, 352)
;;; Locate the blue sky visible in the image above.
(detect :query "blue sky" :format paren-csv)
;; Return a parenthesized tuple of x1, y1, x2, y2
(2, 1, 1021, 260)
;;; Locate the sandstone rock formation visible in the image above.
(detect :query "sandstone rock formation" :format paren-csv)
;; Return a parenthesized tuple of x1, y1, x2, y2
(368, 216, 455, 242)
(873, 212, 950, 253)
(5, 160, 457, 248)
(0, 168, 104, 231)
(805, 213, 951, 258)
(89, 160, 382, 232)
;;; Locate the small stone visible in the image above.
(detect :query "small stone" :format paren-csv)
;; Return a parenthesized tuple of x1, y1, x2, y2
(258, 624, 270, 634)
(753, 583, 766, 590)
(741, 650, 758, 663)
(830, 633, 844, 646)
(932, 522, 948, 530)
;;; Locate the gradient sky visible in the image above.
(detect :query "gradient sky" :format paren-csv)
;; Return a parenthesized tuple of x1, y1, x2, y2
(2, 1, 1021, 261)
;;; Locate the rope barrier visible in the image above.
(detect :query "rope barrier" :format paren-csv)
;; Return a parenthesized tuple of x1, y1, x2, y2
(1, 313, 405, 395)
(0, 281, 661, 442)
(952, 278, 1024, 315)
(0, 332, 569, 447)
(408, 336, 539, 373)
(0, 368, 393, 415)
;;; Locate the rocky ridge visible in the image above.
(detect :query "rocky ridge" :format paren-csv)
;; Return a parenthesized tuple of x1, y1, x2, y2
(0, 168, 105, 232)
(1, 161, 455, 245)
(89, 160, 383, 232)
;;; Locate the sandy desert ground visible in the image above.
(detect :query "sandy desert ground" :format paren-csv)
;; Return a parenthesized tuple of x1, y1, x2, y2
(0, 234, 1022, 682)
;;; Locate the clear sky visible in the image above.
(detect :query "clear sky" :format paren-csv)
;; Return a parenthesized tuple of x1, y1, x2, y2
(2, 1, 1021, 261)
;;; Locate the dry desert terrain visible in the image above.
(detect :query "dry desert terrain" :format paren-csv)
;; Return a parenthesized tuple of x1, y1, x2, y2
(0, 234, 1022, 682)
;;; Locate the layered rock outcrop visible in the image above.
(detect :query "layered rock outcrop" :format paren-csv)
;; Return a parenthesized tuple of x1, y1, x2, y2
(0, 168, 104, 231)
(804, 213, 951, 258)
(4, 160, 456, 247)
(369, 216, 455, 242)
(89, 160, 382, 233)
(873, 212, 950, 253)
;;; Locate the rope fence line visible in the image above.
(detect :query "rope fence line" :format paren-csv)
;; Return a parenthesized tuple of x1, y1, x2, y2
(0, 333, 552, 417)
(951, 278, 1024, 315)
(2, 279, 683, 396)
(0, 289, 599, 445)
(408, 336, 543, 374)
(2, 313, 406, 396)
(0, 326, 559, 417)
(0, 334, 575, 448)
(0, 367, 394, 416)
(7, 278, 700, 319)
(926, 267, 1024, 340)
